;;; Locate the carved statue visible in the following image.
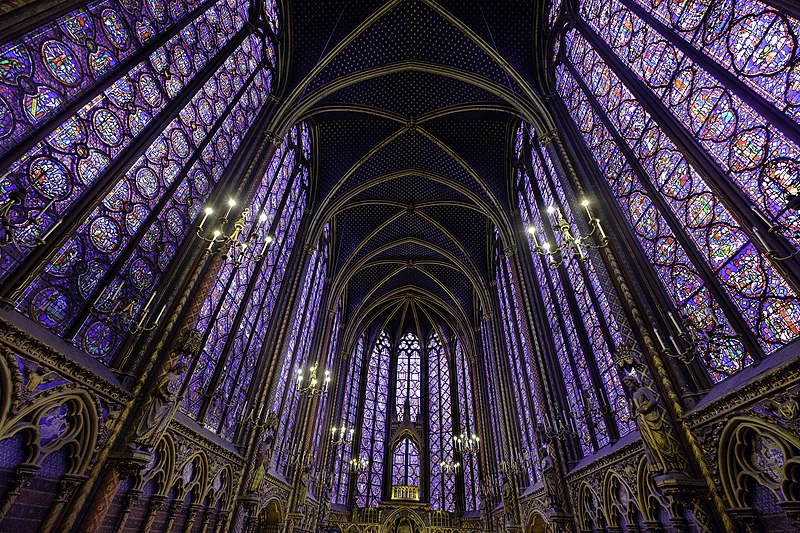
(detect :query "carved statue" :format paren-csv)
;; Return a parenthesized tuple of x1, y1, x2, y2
(622, 372, 684, 474)
(501, 474, 518, 525)
(129, 361, 189, 450)
(539, 446, 563, 511)
(247, 411, 280, 493)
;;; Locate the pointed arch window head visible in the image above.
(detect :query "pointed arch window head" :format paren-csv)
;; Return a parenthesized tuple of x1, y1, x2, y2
(395, 331, 421, 422)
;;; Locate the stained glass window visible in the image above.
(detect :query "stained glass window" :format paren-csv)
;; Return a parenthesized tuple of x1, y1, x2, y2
(479, 315, 504, 478)
(514, 123, 634, 455)
(1, 0, 249, 282)
(454, 340, 480, 512)
(333, 335, 366, 506)
(554, 2, 800, 380)
(272, 224, 329, 471)
(392, 437, 420, 490)
(494, 248, 543, 478)
(3, 0, 281, 371)
(428, 331, 455, 512)
(395, 332, 421, 421)
(356, 330, 391, 508)
(178, 124, 309, 441)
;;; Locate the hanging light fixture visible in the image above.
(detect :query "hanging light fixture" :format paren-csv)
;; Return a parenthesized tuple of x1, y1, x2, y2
(526, 199, 608, 268)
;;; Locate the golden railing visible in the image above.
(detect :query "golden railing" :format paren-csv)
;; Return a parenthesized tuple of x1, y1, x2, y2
(391, 485, 419, 501)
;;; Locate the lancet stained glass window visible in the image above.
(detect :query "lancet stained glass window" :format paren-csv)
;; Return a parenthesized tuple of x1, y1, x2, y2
(515, 123, 634, 455)
(392, 437, 420, 491)
(356, 330, 391, 508)
(428, 331, 455, 512)
(454, 340, 480, 512)
(395, 331, 421, 422)
(333, 335, 366, 505)
(179, 124, 309, 440)
(494, 247, 542, 478)
(554, 1, 800, 381)
(272, 224, 329, 472)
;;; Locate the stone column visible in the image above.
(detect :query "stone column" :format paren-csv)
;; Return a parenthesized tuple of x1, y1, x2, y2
(39, 474, 86, 532)
(115, 488, 143, 532)
(140, 494, 167, 533)
(0, 463, 38, 520)
(81, 450, 152, 532)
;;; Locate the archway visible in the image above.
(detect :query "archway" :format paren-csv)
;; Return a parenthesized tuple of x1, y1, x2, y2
(258, 499, 283, 533)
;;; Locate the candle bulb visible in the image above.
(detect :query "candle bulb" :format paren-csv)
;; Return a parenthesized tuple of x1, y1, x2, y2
(199, 207, 213, 230)
(668, 311, 681, 331)
(654, 329, 667, 351)
(581, 199, 593, 220)
(37, 198, 56, 221)
(111, 282, 123, 302)
(669, 335, 681, 354)
(223, 198, 236, 220)
(526, 226, 540, 249)
(143, 292, 156, 314)
(752, 206, 772, 228)
(752, 226, 770, 250)
(153, 304, 165, 325)
(596, 220, 607, 240)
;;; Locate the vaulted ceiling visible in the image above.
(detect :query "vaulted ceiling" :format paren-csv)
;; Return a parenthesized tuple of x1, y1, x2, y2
(274, 0, 554, 343)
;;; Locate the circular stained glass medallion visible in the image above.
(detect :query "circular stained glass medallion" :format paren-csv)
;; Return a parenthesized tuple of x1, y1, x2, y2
(29, 157, 71, 200)
(41, 40, 83, 86)
(101, 9, 131, 50)
(30, 287, 70, 328)
(129, 258, 155, 290)
(165, 207, 183, 236)
(135, 166, 160, 199)
(89, 216, 121, 253)
(93, 108, 124, 146)
(82, 320, 116, 360)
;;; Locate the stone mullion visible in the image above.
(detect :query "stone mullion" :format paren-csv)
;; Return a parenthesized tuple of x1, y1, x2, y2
(1, 27, 252, 301)
(195, 150, 295, 423)
(542, 122, 735, 530)
(577, 18, 800, 295)
(562, 56, 765, 362)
